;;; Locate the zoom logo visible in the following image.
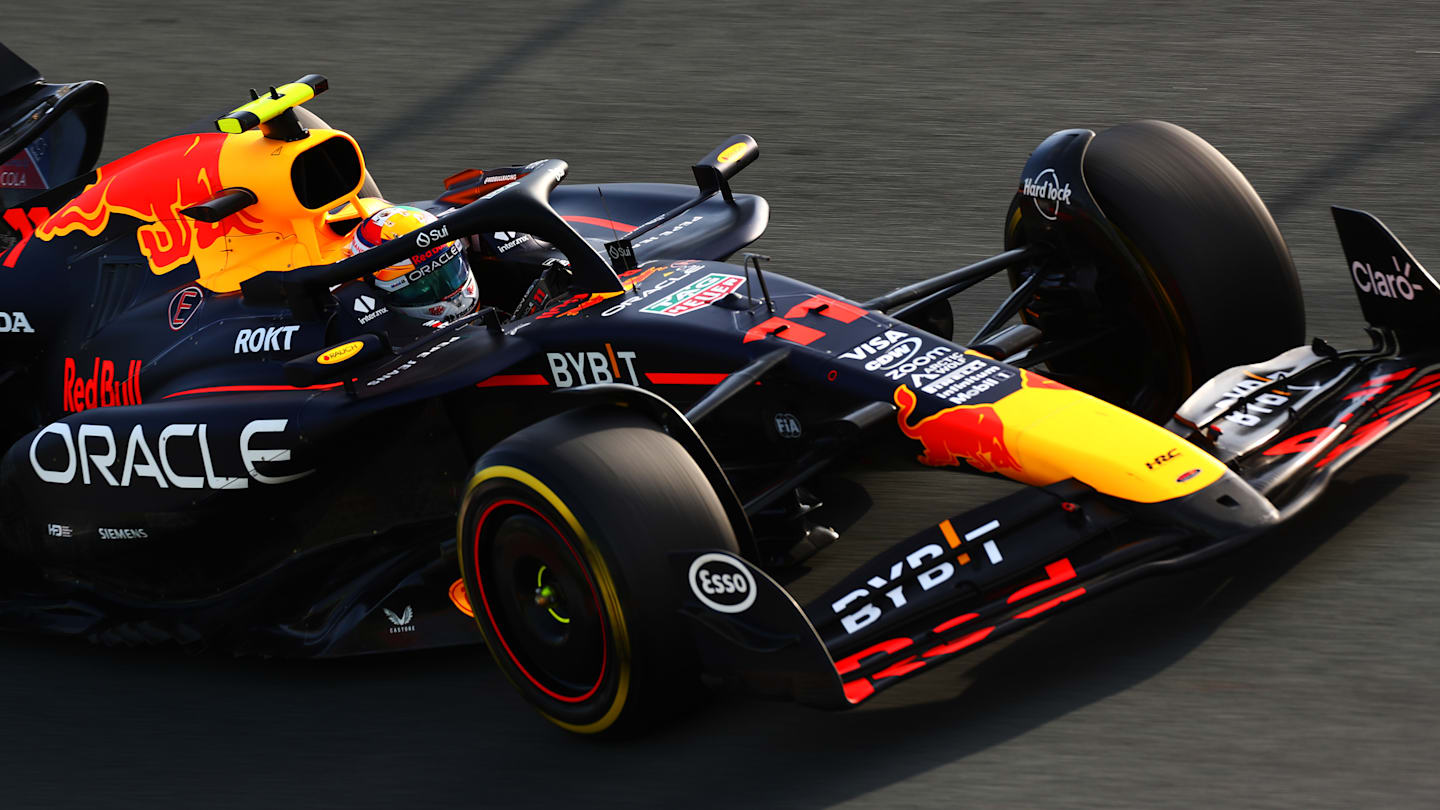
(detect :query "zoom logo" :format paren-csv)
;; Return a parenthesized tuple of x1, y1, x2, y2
(688, 552, 757, 614)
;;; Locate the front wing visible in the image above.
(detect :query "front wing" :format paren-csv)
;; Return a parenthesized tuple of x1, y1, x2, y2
(670, 329, 1440, 708)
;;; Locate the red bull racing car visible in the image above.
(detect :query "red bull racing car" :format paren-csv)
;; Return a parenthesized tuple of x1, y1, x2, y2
(3, 43, 1439, 735)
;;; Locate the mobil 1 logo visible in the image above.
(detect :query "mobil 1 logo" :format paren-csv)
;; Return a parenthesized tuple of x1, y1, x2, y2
(688, 552, 756, 613)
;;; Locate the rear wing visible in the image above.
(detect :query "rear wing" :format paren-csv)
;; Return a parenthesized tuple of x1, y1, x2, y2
(0, 42, 39, 99)
(0, 42, 108, 209)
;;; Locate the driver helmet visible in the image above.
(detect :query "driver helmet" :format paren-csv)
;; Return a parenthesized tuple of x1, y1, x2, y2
(349, 204, 479, 322)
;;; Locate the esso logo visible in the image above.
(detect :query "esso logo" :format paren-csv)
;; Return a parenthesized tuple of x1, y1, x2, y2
(688, 552, 757, 614)
(168, 286, 204, 331)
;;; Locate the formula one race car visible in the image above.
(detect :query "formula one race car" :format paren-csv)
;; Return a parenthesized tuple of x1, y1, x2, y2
(3, 44, 1438, 735)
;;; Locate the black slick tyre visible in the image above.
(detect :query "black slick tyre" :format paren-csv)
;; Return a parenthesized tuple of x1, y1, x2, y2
(1010, 120, 1305, 420)
(456, 407, 739, 735)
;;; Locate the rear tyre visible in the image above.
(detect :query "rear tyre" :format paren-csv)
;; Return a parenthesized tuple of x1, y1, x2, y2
(1008, 120, 1305, 420)
(457, 407, 739, 735)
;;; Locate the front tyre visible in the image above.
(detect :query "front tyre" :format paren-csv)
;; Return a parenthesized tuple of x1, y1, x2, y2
(1008, 120, 1305, 420)
(457, 407, 740, 735)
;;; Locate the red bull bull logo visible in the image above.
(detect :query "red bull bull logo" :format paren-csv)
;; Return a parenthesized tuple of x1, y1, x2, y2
(35, 133, 263, 276)
(894, 385, 1022, 473)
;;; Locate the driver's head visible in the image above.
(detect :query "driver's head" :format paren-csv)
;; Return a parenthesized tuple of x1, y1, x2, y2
(349, 204, 479, 322)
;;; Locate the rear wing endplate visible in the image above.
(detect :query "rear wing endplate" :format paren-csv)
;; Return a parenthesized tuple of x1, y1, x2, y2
(0, 42, 108, 208)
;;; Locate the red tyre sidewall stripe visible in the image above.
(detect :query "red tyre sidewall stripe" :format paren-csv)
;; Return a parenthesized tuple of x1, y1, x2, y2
(472, 498, 609, 704)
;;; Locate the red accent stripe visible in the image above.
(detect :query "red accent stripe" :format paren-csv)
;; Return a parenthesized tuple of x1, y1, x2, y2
(833, 637, 913, 676)
(1015, 587, 1087, 619)
(1344, 385, 1391, 402)
(162, 382, 343, 399)
(784, 294, 868, 323)
(1005, 558, 1077, 604)
(872, 655, 926, 680)
(644, 372, 729, 385)
(932, 612, 979, 634)
(921, 626, 995, 658)
(843, 678, 875, 704)
(1369, 368, 1417, 385)
(475, 374, 550, 388)
(742, 317, 826, 345)
(563, 215, 637, 232)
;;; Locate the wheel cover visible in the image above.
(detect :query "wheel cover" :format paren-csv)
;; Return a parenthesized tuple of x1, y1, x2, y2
(472, 498, 608, 703)
(1009, 233, 1191, 419)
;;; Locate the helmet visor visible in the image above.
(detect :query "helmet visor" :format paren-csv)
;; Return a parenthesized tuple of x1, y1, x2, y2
(376, 243, 472, 307)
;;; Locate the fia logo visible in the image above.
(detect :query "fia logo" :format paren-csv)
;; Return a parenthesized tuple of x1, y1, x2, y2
(774, 413, 802, 439)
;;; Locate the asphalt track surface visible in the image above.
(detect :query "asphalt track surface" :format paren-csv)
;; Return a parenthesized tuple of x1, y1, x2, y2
(7, 2, 1440, 807)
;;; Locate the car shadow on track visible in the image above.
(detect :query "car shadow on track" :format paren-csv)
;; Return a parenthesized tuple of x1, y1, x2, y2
(0, 476, 1402, 809)
(561, 473, 1405, 809)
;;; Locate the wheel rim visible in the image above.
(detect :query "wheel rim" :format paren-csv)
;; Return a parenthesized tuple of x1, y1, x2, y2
(471, 498, 608, 703)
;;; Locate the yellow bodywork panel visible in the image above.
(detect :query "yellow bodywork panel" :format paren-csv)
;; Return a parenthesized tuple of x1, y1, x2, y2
(33, 121, 366, 293)
(895, 368, 1225, 504)
(200, 128, 364, 291)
